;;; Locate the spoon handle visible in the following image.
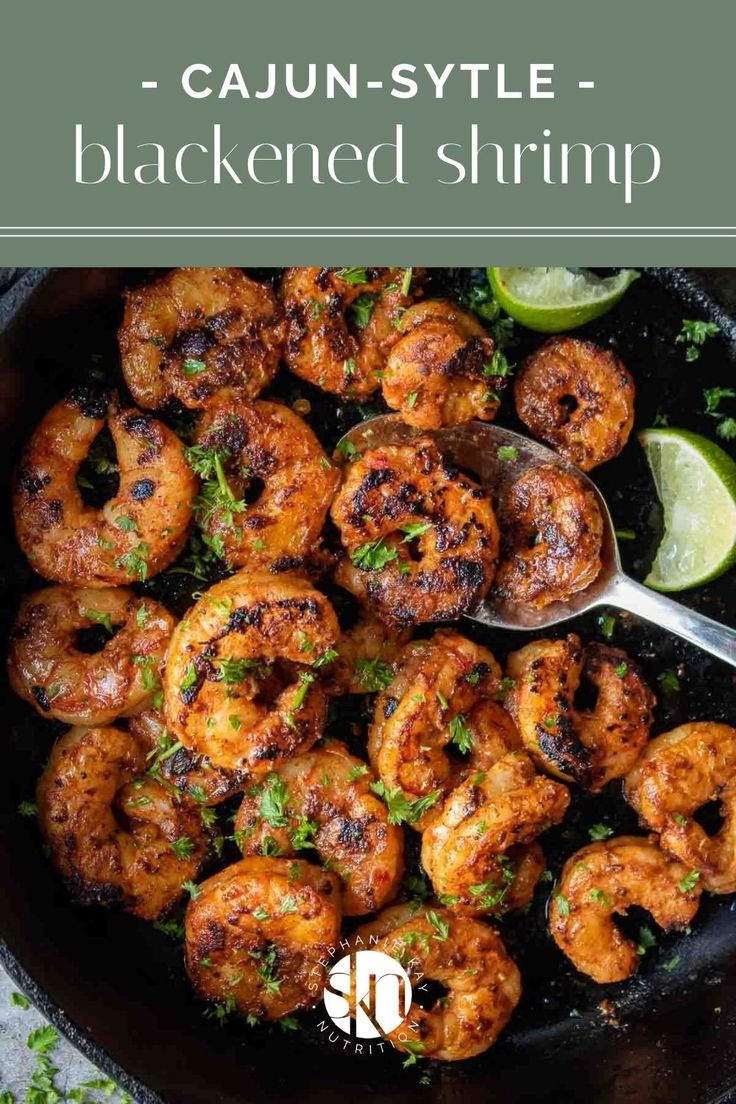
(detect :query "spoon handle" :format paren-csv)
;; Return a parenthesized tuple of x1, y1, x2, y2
(604, 573, 736, 669)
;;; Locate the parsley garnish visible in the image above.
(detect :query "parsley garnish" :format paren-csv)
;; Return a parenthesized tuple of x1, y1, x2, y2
(448, 713, 473, 755)
(588, 823, 614, 841)
(259, 774, 290, 828)
(355, 657, 394, 692)
(350, 537, 398, 571)
(369, 780, 441, 825)
(678, 869, 700, 893)
(183, 358, 207, 376)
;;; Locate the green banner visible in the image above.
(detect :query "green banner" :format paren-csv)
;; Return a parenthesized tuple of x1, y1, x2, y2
(0, 0, 734, 263)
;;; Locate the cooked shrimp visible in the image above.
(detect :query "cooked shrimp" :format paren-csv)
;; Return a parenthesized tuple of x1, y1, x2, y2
(325, 559, 411, 695)
(625, 722, 736, 893)
(7, 586, 173, 726)
(331, 438, 499, 625)
(185, 857, 341, 1020)
(234, 741, 403, 915)
(506, 636, 655, 789)
(353, 905, 521, 1060)
(37, 725, 208, 919)
(280, 267, 420, 398)
(422, 751, 569, 915)
(548, 836, 701, 983)
(192, 397, 339, 572)
(163, 572, 339, 773)
(119, 267, 284, 410)
(368, 631, 519, 828)
(382, 300, 506, 428)
(129, 709, 247, 806)
(494, 464, 603, 608)
(515, 337, 635, 471)
(13, 389, 195, 585)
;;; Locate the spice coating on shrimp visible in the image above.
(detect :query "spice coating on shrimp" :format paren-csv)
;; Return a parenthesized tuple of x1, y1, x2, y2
(368, 630, 515, 828)
(192, 397, 339, 573)
(234, 741, 404, 915)
(515, 336, 635, 471)
(185, 857, 341, 1020)
(382, 300, 507, 428)
(130, 708, 247, 807)
(280, 267, 420, 398)
(494, 464, 603, 608)
(353, 904, 521, 1060)
(119, 267, 285, 410)
(506, 636, 655, 790)
(163, 572, 339, 773)
(37, 725, 208, 919)
(8, 586, 173, 727)
(421, 751, 570, 915)
(331, 438, 499, 625)
(625, 722, 736, 893)
(548, 836, 701, 983)
(13, 390, 195, 585)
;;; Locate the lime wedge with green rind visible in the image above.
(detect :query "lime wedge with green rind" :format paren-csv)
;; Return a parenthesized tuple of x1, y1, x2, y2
(487, 267, 639, 333)
(639, 427, 736, 592)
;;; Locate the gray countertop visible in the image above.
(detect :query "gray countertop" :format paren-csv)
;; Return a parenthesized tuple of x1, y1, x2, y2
(0, 962, 136, 1101)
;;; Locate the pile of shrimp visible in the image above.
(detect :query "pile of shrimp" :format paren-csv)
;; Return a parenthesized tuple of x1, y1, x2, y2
(8, 266, 735, 1071)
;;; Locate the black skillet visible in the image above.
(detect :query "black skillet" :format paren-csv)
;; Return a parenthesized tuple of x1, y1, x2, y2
(0, 268, 735, 1104)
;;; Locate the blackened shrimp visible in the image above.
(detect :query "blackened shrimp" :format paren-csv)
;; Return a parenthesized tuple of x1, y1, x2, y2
(353, 905, 521, 1061)
(382, 300, 507, 428)
(7, 586, 173, 726)
(163, 573, 339, 773)
(494, 464, 603, 608)
(325, 559, 411, 695)
(13, 390, 195, 585)
(119, 267, 285, 410)
(280, 267, 421, 398)
(625, 722, 736, 893)
(422, 751, 570, 915)
(331, 438, 499, 625)
(37, 725, 208, 919)
(368, 631, 518, 828)
(185, 857, 341, 1021)
(548, 836, 701, 983)
(515, 337, 635, 471)
(191, 397, 339, 572)
(506, 636, 655, 789)
(129, 708, 247, 807)
(234, 741, 403, 914)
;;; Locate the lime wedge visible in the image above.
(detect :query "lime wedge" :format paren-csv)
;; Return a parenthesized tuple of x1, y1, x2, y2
(639, 428, 736, 591)
(487, 267, 639, 333)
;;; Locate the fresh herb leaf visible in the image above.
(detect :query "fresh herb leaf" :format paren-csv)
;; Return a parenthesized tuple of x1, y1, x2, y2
(351, 537, 398, 572)
(355, 657, 394, 692)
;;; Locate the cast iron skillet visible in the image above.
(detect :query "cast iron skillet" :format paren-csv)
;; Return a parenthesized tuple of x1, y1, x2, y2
(1, 268, 735, 1104)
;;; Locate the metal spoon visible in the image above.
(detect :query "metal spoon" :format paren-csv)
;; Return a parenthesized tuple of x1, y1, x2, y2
(339, 414, 736, 668)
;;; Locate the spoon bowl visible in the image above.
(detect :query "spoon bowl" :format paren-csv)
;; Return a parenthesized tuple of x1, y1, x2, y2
(339, 414, 736, 666)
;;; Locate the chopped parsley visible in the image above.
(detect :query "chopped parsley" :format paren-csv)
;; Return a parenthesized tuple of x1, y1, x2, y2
(183, 358, 207, 376)
(259, 774, 290, 828)
(676, 319, 719, 361)
(425, 910, 450, 941)
(114, 541, 150, 581)
(350, 536, 398, 571)
(448, 713, 473, 755)
(588, 823, 614, 841)
(554, 892, 571, 917)
(369, 780, 441, 826)
(588, 887, 612, 908)
(355, 657, 394, 692)
(496, 445, 518, 462)
(170, 836, 196, 860)
(400, 521, 432, 541)
(336, 267, 368, 285)
(657, 669, 681, 695)
(678, 869, 700, 893)
(615, 661, 628, 678)
(636, 925, 657, 955)
(349, 293, 376, 329)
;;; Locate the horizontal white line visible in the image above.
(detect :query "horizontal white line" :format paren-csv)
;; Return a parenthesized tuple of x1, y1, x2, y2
(1, 225, 736, 231)
(578, 81, 595, 89)
(141, 81, 158, 89)
(2, 233, 736, 239)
